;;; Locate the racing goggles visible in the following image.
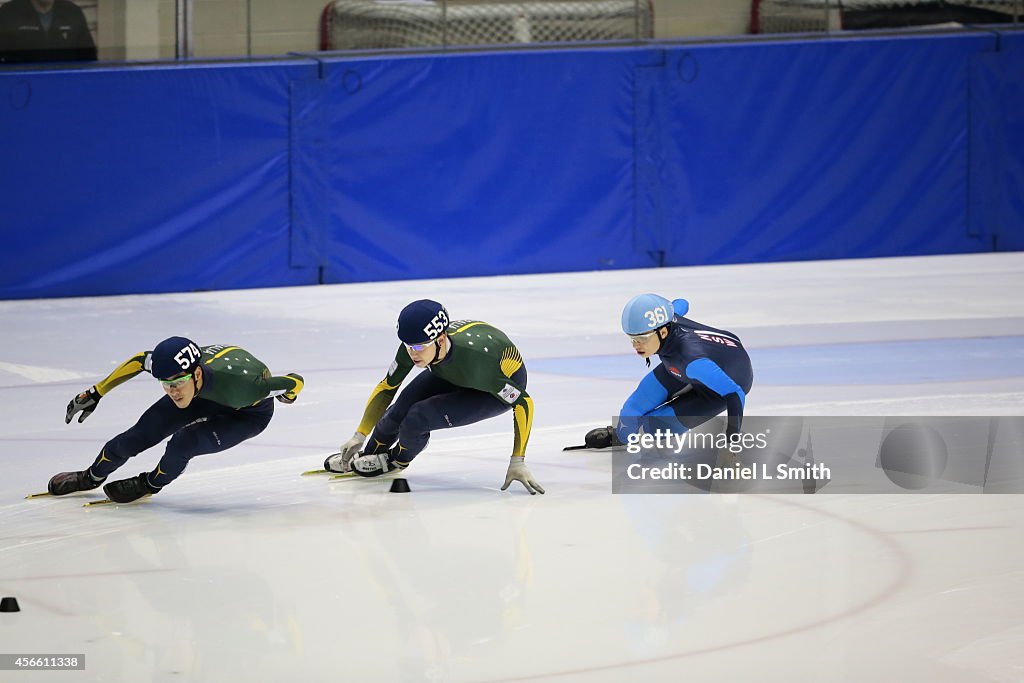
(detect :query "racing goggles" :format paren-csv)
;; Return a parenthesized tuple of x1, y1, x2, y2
(159, 373, 193, 390)
(404, 340, 436, 352)
(627, 330, 659, 343)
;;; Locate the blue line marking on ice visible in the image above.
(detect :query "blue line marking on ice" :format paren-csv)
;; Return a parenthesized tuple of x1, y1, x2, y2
(531, 336, 1024, 385)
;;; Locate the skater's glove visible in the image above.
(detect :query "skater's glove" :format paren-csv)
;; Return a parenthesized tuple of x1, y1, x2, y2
(501, 456, 545, 495)
(325, 432, 366, 472)
(276, 373, 304, 404)
(66, 387, 101, 424)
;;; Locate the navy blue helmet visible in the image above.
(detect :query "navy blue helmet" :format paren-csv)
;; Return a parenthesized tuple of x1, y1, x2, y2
(151, 336, 202, 380)
(397, 300, 450, 346)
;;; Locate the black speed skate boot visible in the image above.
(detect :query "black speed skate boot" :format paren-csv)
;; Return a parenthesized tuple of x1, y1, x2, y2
(103, 473, 161, 503)
(48, 470, 105, 496)
(584, 426, 623, 449)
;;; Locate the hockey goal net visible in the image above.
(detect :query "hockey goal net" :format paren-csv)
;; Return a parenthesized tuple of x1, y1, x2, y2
(751, 0, 1021, 33)
(320, 0, 653, 50)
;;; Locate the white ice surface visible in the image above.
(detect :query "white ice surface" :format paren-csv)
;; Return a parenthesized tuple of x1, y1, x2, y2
(1, 253, 1023, 682)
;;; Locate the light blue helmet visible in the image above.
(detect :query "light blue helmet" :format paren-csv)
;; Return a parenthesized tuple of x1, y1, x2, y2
(621, 293, 677, 335)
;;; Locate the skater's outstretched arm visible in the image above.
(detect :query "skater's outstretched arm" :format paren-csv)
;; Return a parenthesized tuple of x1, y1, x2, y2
(327, 346, 414, 473)
(65, 351, 151, 424)
(267, 373, 305, 404)
(355, 345, 415, 435)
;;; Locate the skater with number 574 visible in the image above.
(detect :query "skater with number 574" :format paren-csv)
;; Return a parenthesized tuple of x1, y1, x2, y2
(44, 336, 304, 504)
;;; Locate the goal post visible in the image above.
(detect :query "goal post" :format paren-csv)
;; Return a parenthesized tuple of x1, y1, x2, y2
(321, 0, 654, 51)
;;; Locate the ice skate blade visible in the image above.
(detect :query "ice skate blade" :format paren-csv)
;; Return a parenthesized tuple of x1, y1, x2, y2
(330, 469, 403, 481)
(26, 491, 98, 499)
(84, 495, 152, 507)
(303, 452, 343, 476)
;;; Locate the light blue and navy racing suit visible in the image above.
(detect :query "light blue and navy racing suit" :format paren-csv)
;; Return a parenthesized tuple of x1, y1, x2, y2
(616, 301, 753, 442)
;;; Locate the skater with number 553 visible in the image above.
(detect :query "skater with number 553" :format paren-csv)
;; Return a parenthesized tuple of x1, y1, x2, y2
(324, 299, 544, 495)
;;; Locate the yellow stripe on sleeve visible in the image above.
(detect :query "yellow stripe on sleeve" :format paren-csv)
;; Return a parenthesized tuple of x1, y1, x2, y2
(94, 352, 148, 396)
(356, 378, 402, 436)
(512, 395, 534, 457)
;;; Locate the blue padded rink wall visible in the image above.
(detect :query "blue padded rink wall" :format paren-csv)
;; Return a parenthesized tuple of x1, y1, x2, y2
(1, 29, 1024, 683)
(2, 258, 1024, 681)
(3, 30, 1024, 297)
